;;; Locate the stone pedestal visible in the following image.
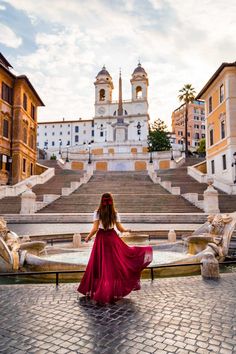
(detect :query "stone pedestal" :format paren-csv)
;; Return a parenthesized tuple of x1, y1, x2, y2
(168, 229, 176, 242)
(204, 180, 220, 214)
(201, 253, 220, 279)
(20, 184, 36, 214)
(73, 233, 82, 248)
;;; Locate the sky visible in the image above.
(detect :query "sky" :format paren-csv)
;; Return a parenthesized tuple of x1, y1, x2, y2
(0, 0, 236, 128)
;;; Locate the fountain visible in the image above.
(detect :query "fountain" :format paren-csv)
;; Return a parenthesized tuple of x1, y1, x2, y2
(0, 212, 236, 281)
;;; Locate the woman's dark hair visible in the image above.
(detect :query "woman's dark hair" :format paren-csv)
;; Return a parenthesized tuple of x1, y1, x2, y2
(97, 193, 117, 230)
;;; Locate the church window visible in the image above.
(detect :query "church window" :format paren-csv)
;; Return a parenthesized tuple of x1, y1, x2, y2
(100, 131, 104, 137)
(136, 86, 142, 99)
(75, 135, 79, 142)
(75, 126, 79, 133)
(99, 89, 105, 101)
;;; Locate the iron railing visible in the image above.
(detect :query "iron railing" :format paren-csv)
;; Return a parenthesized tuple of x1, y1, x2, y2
(0, 261, 236, 287)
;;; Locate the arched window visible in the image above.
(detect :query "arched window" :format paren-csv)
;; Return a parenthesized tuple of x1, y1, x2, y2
(136, 86, 142, 99)
(23, 127, 27, 144)
(99, 89, 105, 101)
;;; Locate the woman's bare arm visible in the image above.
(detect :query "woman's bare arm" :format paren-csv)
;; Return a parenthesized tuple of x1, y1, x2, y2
(85, 220, 99, 242)
(116, 222, 131, 233)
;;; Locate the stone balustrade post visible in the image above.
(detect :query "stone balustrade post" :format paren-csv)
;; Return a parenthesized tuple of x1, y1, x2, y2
(203, 179, 220, 214)
(73, 233, 82, 248)
(168, 229, 176, 242)
(20, 183, 36, 214)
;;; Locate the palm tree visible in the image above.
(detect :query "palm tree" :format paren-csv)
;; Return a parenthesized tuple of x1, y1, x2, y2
(178, 84, 196, 157)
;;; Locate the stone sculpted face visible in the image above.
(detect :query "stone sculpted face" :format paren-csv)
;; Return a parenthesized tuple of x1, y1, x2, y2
(207, 214, 232, 235)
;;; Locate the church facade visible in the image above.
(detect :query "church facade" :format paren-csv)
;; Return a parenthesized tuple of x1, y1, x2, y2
(38, 63, 149, 150)
(93, 63, 149, 144)
(37, 64, 156, 171)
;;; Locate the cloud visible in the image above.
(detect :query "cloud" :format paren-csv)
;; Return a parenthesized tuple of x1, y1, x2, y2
(3, 0, 236, 128)
(0, 23, 22, 47)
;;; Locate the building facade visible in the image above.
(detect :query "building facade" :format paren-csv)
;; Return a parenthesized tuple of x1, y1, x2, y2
(37, 118, 93, 151)
(196, 62, 236, 190)
(171, 100, 205, 150)
(0, 53, 44, 185)
(37, 63, 149, 157)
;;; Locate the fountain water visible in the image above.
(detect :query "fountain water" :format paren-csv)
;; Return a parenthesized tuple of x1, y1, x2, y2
(0, 213, 236, 281)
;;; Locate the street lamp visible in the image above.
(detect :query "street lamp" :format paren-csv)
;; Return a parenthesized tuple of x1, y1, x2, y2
(7, 156, 13, 185)
(231, 152, 236, 184)
(149, 142, 153, 163)
(88, 142, 92, 164)
(59, 139, 62, 155)
(66, 142, 69, 162)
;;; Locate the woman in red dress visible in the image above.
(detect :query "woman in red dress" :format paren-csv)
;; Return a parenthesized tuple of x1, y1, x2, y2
(77, 192, 153, 304)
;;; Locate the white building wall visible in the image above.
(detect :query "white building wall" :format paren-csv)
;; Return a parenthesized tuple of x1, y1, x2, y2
(37, 119, 94, 150)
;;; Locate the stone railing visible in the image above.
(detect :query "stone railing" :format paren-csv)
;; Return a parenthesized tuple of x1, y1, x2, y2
(182, 193, 204, 210)
(0, 167, 55, 200)
(150, 162, 220, 213)
(148, 165, 181, 195)
(35, 165, 94, 212)
(174, 155, 185, 168)
(188, 161, 207, 184)
(211, 177, 236, 195)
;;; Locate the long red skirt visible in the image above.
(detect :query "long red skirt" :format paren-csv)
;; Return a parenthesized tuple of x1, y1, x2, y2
(77, 228, 153, 304)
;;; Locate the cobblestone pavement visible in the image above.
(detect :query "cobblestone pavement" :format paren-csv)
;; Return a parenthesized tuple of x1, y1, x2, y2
(0, 274, 235, 354)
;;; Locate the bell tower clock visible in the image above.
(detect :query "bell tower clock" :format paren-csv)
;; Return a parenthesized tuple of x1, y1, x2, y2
(94, 66, 113, 117)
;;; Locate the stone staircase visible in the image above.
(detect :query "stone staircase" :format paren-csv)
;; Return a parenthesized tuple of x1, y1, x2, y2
(156, 158, 236, 213)
(0, 161, 84, 214)
(33, 160, 84, 201)
(37, 171, 202, 213)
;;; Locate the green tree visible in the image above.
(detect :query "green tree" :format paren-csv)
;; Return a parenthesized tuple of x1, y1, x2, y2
(197, 138, 206, 157)
(178, 84, 196, 157)
(148, 118, 171, 151)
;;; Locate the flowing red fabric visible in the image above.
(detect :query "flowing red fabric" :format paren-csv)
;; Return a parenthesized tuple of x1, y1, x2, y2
(77, 228, 153, 304)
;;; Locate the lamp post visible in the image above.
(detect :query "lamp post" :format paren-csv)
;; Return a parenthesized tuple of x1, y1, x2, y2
(88, 142, 91, 164)
(7, 156, 13, 185)
(66, 142, 69, 162)
(149, 142, 153, 163)
(59, 139, 62, 156)
(170, 148, 174, 160)
(231, 152, 236, 184)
